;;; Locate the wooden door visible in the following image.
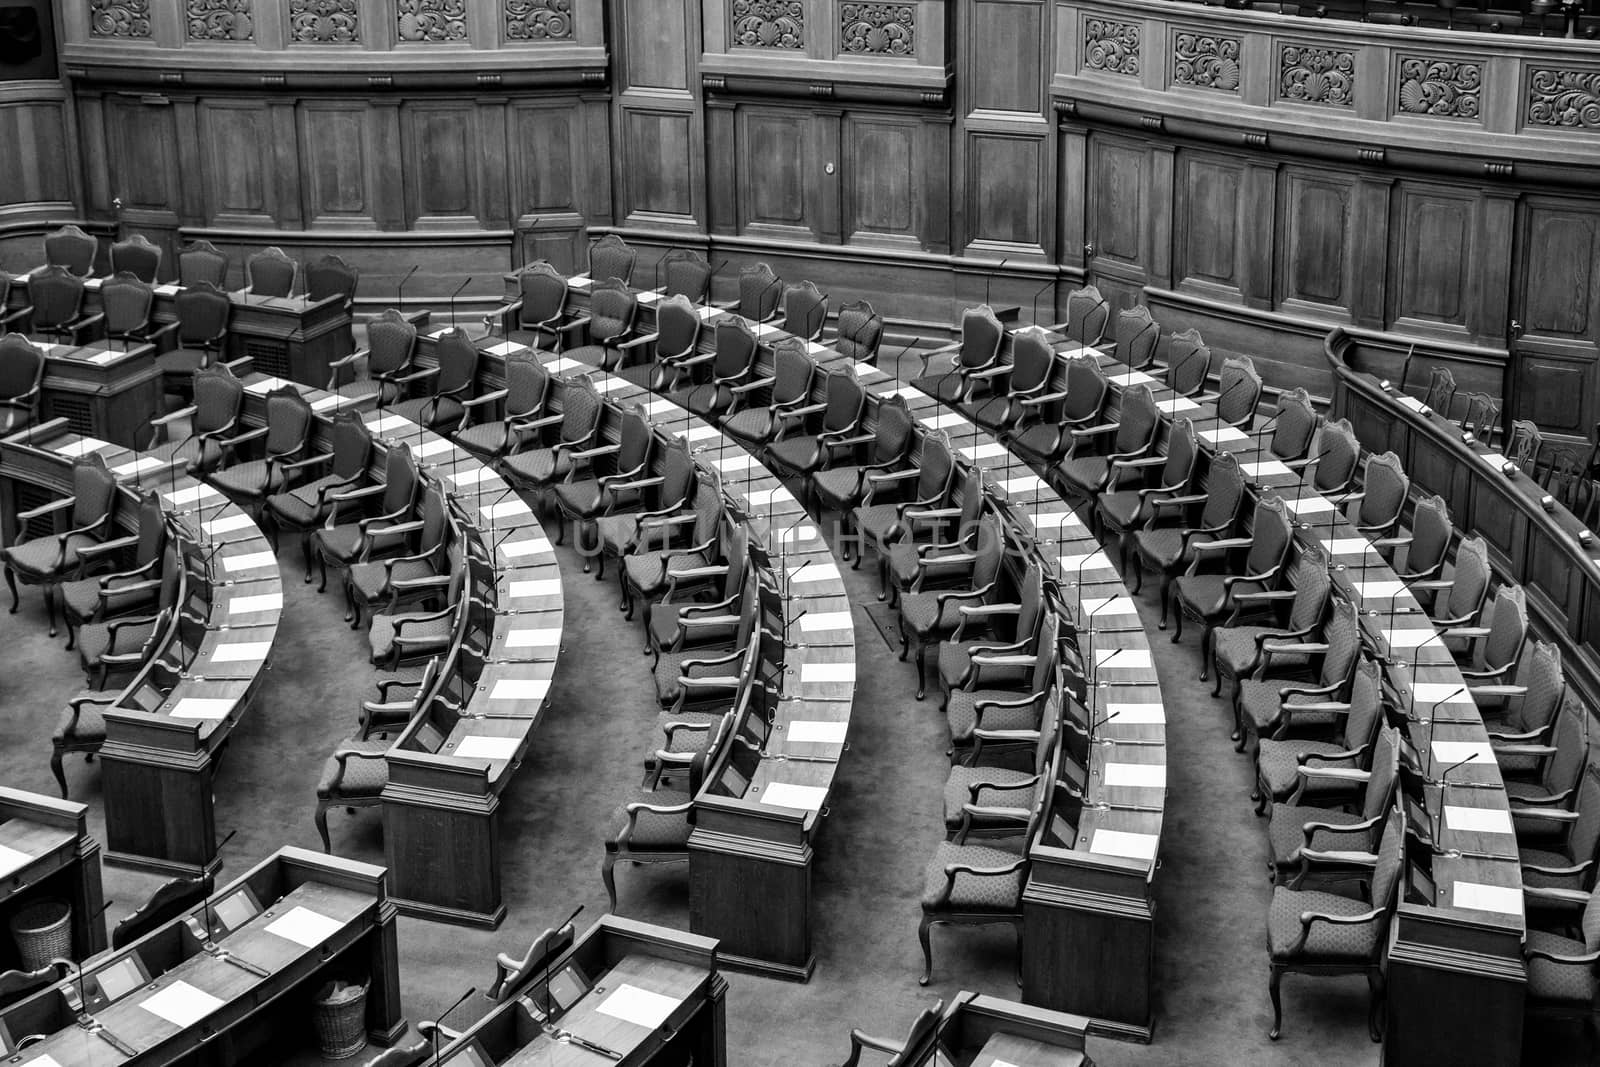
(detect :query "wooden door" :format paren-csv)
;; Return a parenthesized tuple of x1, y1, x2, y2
(1510, 197, 1600, 444)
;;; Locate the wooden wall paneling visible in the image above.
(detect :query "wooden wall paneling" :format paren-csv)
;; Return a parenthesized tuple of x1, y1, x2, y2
(1240, 160, 1277, 310)
(843, 113, 925, 249)
(1174, 151, 1246, 300)
(371, 101, 406, 231)
(610, 0, 701, 229)
(620, 106, 700, 225)
(923, 114, 952, 256)
(270, 101, 305, 232)
(1474, 189, 1516, 346)
(704, 99, 738, 237)
(618, 0, 690, 91)
(510, 97, 587, 268)
(0, 92, 75, 211)
(1276, 166, 1356, 320)
(968, 0, 1044, 116)
(1086, 133, 1147, 295)
(171, 99, 205, 230)
(74, 93, 113, 218)
(1057, 120, 1088, 273)
(103, 95, 183, 254)
(964, 126, 1049, 259)
(404, 101, 483, 228)
(737, 106, 811, 238)
(1387, 180, 1476, 338)
(1513, 197, 1600, 436)
(1348, 173, 1391, 329)
(298, 101, 380, 228)
(200, 100, 279, 229)
(480, 99, 511, 231)
(1145, 140, 1174, 291)
(815, 107, 843, 244)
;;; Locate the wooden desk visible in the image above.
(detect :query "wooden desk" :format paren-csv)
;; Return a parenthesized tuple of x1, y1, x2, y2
(0, 421, 282, 878)
(0, 847, 404, 1064)
(937, 992, 1092, 1067)
(15, 338, 163, 450)
(0, 788, 107, 967)
(436, 915, 724, 1067)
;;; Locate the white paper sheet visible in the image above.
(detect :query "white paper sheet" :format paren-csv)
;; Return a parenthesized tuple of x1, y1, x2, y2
(210, 641, 270, 663)
(454, 735, 520, 761)
(1103, 763, 1167, 789)
(221, 551, 277, 574)
(244, 376, 289, 394)
(1479, 452, 1511, 469)
(365, 413, 413, 434)
(1324, 537, 1377, 555)
(21, 1055, 62, 1067)
(1001, 474, 1045, 495)
(925, 411, 971, 431)
(415, 437, 457, 458)
(1431, 741, 1496, 765)
(1356, 580, 1408, 599)
(714, 454, 754, 473)
(503, 627, 561, 648)
(0, 843, 31, 878)
(1285, 495, 1335, 515)
(154, 283, 181, 296)
(787, 562, 838, 585)
(1158, 397, 1201, 414)
(1199, 426, 1249, 446)
(1240, 460, 1294, 478)
(1106, 703, 1165, 725)
(1081, 596, 1136, 617)
(1449, 881, 1522, 917)
(499, 538, 551, 561)
(759, 783, 828, 811)
(481, 497, 533, 520)
(1090, 829, 1160, 861)
(310, 393, 349, 412)
(799, 611, 853, 633)
(546, 357, 582, 374)
(54, 438, 110, 457)
(508, 579, 561, 599)
(592, 376, 626, 394)
(1444, 806, 1515, 835)
(683, 424, 720, 442)
(567, 274, 591, 288)
(111, 456, 166, 477)
(486, 341, 527, 357)
(139, 981, 225, 1028)
(204, 512, 256, 537)
(229, 592, 283, 617)
(489, 678, 550, 701)
(1118, 370, 1159, 387)
(1411, 683, 1472, 704)
(265, 905, 343, 948)
(960, 441, 1009, 462)
(744, 487, 785, 510)
(164, 483, 222, 507)
(1095, 648, 1154, 670)
(449, 466, 493, 487)
(800, 662, 855, 684)
(786, 720, 848, 744)
(1057, 551, 1113, 574)
(170, 698, 233, 720)
(1384, 629, 1442, 649)
(595, 983, 682, 1030)
(645, 398, 678, 416)
(88, 350, 120, 366)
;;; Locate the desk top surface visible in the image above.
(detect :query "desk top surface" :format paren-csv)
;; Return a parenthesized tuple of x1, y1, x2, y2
(499, 954, 709, 1066)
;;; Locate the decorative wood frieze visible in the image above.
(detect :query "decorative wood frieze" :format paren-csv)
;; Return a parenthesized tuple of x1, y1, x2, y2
(90, 0, 151, 38)
(1172, 31, 1239, 93)
(186, 0, 252, 41)
(289, 0, 359, 42)
(504, 0, 571, 40)
(732, 0, 804, 49)
(1279, 44, 1355, 107)
(1527, 67, 1600, 130)
(1083, 17, 1139, 77)
(840, 3, 914, 56)
(1397, 58, 1481, 120)
(399, 0, 467, 42)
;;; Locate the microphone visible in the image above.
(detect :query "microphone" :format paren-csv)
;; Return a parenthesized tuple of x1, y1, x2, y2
(886, 338, 915, 394)
(1293, 441, 1336, 522)
(449, 276, 472, 332)
(396, 265, 418, 312)
(431, 986, 479, 1065)
(1208, 375, 1250, 448)
(199, 829, 238, 939)
(486, 902, 581, 1003)
(1084, 592, 1121, 688)
(985, 258, 1008, 309)
(785, 557, 811, 596)
(804, 294, 825, 344)
(1030, 279, 1053, 329)
(1427, 751, 1477, 849)
(655, 249, 672, 297)
(1408, 684, 1468, 730)
(753, 273, 785, 323)
(1087, 707, 1120, 750)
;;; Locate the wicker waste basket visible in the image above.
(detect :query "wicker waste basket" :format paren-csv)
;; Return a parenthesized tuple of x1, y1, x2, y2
(313, 978, 369, 1059)
(9, 899, 72, 972)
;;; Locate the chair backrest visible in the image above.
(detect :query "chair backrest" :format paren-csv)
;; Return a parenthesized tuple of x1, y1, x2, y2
(504, 354, 549, 418)
(1310, 418, 1361, 495)
(1269, 388, 1319, 464)
(915, 431, 956, 503)
(1480, 583, 1528, 677)
(1165, 329, 1210, 396)
(1216, 356, 1262, 429)
(954, 465, 986, 534)
(688, 470, 724, 547)
(1061, 284, 1109, 345)
(882, 1000, 946, 1067)
(434, 329, 480, 395)
(1243, 493, 1292, 577)
(955, 304, 1004, 372)
(305, 254, 359, 308)
(1286, 541, 1332, 632)
(1362, 727, 1401, 821)
(110, 234, 161, 283)
(1062, 353, 1109, 422)
(1509, 640, 1565, 739)
(782, 281, 828, 342)
(834, 300, 884, 364)
(178, 239, 228, 288)
(516, 260, 569, 326)
(558, 375, 604, 445)
(1566, 768, 1600, 868)
(1341, 655, 1383, 750)
(28, 264, 84, 327)
(1113, 385, 1159, 454)
(1114, 304, 1160, 369)
(1319, 597, 1362, 690)
(45, 224, 97, 276)
(657, 439, 695, 510)
(1405, 494, 1452, 582)
(712, 317, 757, 379)
(131, 490, 167, 568)
(1508, 419, 1543, 475)
(1463, 391, 1501, 442)
(972, 517, 1006, 590)
(615, 405, 653, 474)
(70, 453, 117, 530)
(589, 234, 636, 285)
(821, 370, 865, 433)
(246, 246, 296, 297)
(734, 262, 782, 321)
(871, 395, 915, 465)
(1199, 450, 1246, 530)
(1369, 807, 1405, 929)
(191, 363, 245, 434)
(1543, 701, 1590, 798)
(102, 271, 154, 335)
(0, 334, 45, 401)
(1425, 365, 1457, 419)
(661, 247, 711, 302)
(365, 308, 419, 378)
(263, 386, 314, 459)
(770, 339, 815, 405)
(1009, 328, 1055, 395)
(418, 484, 450, 555)
(1358, 452, 1409, 532)
(381, 444, 420, 515)
(1159, 417, 1199, 489)
(587, 279, 638, 344)
(653, 294, 700, 358)
(328, 411, 373, 481)
(174, 281, 232, 345)
(111, 872, 213, 949)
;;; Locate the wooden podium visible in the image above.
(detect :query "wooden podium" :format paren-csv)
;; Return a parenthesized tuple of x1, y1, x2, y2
(0, 787, 107, 966)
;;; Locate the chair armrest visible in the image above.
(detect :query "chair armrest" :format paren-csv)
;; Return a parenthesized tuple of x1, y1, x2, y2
(461, 388, 510, 409)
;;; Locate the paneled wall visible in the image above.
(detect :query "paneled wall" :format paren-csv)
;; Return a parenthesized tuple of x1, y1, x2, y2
(20, 0, 1600, 431)
(0, 81, 78, 261)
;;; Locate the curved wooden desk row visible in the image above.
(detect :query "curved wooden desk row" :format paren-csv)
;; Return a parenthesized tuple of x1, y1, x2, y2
(1327, 328, 1600, 729)
(0, 419, 283, 879)
(973, 325, 1526, 1060)
(220, 366, 565, 930)
(0, 845, 405, 1065)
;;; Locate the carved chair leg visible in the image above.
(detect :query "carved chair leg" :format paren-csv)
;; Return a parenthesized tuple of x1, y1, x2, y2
(917, 916, 934, 986)
(44, 584, 58, 638)
(1269, 965, 1284, 1040)
(300, 534, 314, 584)
(1367, 969, 1385, 1042)
(314, 802, 332, 853)
(50, 749, 68, 798)
(602, 852, 619, 912)
(5, 565, 17, 613)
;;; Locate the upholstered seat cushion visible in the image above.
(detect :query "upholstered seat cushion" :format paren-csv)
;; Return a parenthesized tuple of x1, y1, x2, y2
(652, 710, 725, 755)
(1007, 424, 1060, 465)
(899, 593, 967, 639)
(596, 514, 642, 555)
(348, 558, 436, 603)
(625, 550, 710, 598)
(1504, 779, 1567, 806)
(77, 618, 156, 671)
(1097, 489, 1145, 532)
(1520, 847, 1587, 890)
(455, 420, 509, 457)
(855, 504, 907, 549)
(947, 689, 1041, 743)
(1525, 929, 1598, 1003)
(368, 610, 452, 663)
(649, 608, 736, 655)
(912, 373, 966, 404)
(315, 524, 365, 565)
(608, 789, 693, 850)
(5, 533, 99, 579)
(1241, 682, 1339, 737)
(155, 347, 206, 378)
(1174, 573, 1230, 620)
(266, 474, 346, 528)
(54, 700, 109, 744)
(211, 459, 280, 500)
(812, 467, 865, 511)
(969, 395, 1011, 430)
(60, 573, 156, 622)
(1134, 527, 1194, 572)
(919, 841, 1025, 910)
(939, 640, 991, 693)
(553, 480, 606, 519)
(1257, 740, 1358, 800)
(1214, 628, 1310, 681)
(889, 543, 971, 592)
(1267, 887, 1380, 960)
(1493, 749, 1542, 776)
(501, 446, 572, 487)
(765, 436, 823, 476)
(1267, 805, 1368, 868)
(722, 408, 774, 445)
(562, 344, 613, 369)
(1056, 455, 1112, 497)
(316, 740, 390, 797)
(942, 767, 1037, 830)
(388, 396, 464, 432)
